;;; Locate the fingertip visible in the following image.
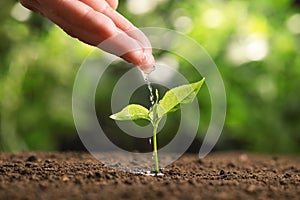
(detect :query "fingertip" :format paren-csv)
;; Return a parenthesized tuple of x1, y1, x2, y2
(136, 52, 155, 74)
(122, 50, 155, 74)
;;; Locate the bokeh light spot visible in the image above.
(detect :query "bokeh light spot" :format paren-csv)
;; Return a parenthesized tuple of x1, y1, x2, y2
(226, 35, 269, 65)
(245, 39, 269, 61)
(173, 16, 193, 33)
(286, 13, 300, 34)
(11, 2, 31, 22)
(126, 0, 158, 15)
(202, 9, 223, 29)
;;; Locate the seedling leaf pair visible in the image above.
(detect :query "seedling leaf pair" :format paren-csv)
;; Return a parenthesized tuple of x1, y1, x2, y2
(109, 78, 205, 122)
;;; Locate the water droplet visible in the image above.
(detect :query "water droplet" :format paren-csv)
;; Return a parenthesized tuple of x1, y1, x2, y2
(149, 138, 152, 144)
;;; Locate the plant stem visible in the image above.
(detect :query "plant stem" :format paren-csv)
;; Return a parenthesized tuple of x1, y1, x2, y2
(152, 124, 159, 174)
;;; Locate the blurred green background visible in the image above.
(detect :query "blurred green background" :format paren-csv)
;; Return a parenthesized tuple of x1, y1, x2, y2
(0, 0, 300, 154)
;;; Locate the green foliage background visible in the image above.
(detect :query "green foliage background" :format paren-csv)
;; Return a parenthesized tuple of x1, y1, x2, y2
(0, 0, 300, 153)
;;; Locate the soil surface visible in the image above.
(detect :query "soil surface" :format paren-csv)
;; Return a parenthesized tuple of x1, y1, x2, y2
(0, 151, 299, 200)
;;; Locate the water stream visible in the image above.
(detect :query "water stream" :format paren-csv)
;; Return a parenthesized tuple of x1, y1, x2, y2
(143, 73, 155, 107)
(140, 66, 164, 176)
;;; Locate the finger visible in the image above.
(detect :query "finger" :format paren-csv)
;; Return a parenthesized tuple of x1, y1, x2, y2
(35, 0, 154, 71)
(48, 12, 104, 46)
(40, 0, 115, 42)
(105, 0, 118, 10)
(105, 9, 152, 49)
(40, 0, 152, 68)
(20, 0, 42, 14)
(79, 0, 151, 49)
(78, 0, 154, 70)
(104, 9, 155, 70)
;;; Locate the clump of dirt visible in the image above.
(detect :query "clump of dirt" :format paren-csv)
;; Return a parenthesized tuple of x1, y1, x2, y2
(0, 151, 299, 199)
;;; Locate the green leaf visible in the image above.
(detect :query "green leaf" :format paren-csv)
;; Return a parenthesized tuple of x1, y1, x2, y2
(168, 104, 181, 113)
(110, 104, 150, 121)
(157, 78, 205, 118)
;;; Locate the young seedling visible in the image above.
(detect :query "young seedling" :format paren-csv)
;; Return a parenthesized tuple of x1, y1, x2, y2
(110, 78, 205, 174)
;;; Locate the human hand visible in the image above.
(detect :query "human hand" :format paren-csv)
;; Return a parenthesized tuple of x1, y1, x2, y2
(20, 0, 155, 73)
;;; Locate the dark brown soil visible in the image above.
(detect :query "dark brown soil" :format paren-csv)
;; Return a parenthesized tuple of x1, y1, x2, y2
(0, 151, 299, 200)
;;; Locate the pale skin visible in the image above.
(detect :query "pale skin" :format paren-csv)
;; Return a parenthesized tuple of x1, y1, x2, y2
(20, 0, 155, 73)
